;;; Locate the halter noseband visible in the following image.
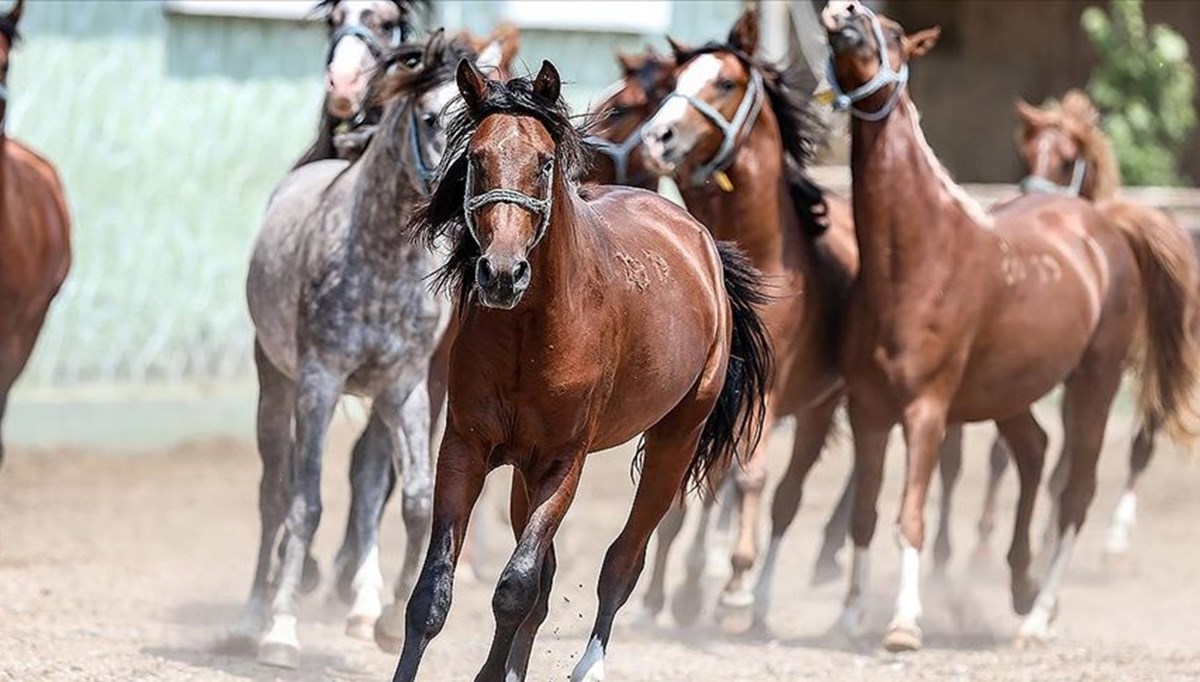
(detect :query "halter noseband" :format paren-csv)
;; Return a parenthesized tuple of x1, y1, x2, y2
(824, 4, 909, 122)
(463, 159, 555, 248)
(1019, 157, 1088, 197)
(664, 66, 764, 187)
(328, 22, 403, 61)
(584, 125, 645, 186)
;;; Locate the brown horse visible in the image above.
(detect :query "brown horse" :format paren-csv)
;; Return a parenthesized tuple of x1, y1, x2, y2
(583, 47, 675, 189)
(392, 59, 771, 682)
(824, 0, 1199, 649)
(0, 0, 71, 473)
(639, 8, 858, 629)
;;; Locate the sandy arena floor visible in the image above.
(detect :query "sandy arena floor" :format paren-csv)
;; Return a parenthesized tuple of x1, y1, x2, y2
(1, 405, 1198, 681)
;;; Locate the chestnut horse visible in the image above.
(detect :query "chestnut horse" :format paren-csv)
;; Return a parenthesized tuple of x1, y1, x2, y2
(236, 35, 478, 667)
(824, 1, 1199, 649)
(0, 0, 71, 474)
(294, 0, 421, 167)
(958, 91, 1200, 563)
(640, 8, 858, 629)
(583, 46, 675, 189)
(392, 59, 771, 682)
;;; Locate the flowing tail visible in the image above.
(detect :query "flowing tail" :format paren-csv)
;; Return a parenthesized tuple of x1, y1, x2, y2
(1103, 199, 1200, 441)
(687, 242, 774, 494)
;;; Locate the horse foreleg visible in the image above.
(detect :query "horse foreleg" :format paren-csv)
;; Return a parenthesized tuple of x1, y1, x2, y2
(882, 399, 948, 653)
(752, 394, 838, 631)
(840, 408, 891, 637)
(477, 454, 584, 682)
(392, 430, 488, 682)
(231, 341, 294, 651)
(1104, 418, 1156, 559)
(259, 359, 343, 669)
(571, 422, 701, 682)
(994, 411, 1047, 616)
(931, 424, 964, 576)
(373, 381, 433, 654)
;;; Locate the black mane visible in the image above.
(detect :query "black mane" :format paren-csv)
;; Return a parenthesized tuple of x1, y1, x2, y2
(673, 41, 830, 237)
(370, 31, 473, 104)
(413, 71, 586, 301)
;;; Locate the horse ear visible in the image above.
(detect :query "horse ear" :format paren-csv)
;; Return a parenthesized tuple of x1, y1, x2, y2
(616, 50, 639, 74)
(7, 0, 23, 26)
(456, 57, 488, 112)
(666, 35, 690, 59)
(902, 27, 941, 59)
(1014, 98, 1046, 131)
(533, 60, 561, 103)
(727, 7, 759, 55)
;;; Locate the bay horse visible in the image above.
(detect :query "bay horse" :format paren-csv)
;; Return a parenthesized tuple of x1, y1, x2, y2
(582, 46, 675, 189)
(235, 34, 476, 668)
(0, 0, 71, 475)
(823, 0, 1199, 649)
(639, 8, 858, 629)
(294, 0, 421, 167)
(957, 90, 1200, 564)
(392, 59, 771, 682)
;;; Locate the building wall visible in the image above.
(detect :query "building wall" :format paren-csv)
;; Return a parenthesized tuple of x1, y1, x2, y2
(887, 0, 1200, 184)
(9, 1, 742, 389)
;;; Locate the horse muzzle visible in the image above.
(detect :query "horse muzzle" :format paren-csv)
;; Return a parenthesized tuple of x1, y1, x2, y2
(475, 255, 531, 310)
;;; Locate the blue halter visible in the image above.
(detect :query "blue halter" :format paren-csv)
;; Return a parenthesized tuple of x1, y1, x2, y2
(825, 4, 908, 122)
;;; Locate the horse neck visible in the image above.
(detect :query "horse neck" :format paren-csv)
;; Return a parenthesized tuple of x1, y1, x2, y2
(347, 99, 421, 273)
(680, 105, 791, 272)
(521, 178, 595, 315)
(850, 95, 988, 299)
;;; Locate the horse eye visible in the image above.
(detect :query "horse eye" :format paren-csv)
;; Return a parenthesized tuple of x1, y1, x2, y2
(540, 158, 554, 175)
(422, 112, 439, 129)
(608, 105, 627, 119)
(716, 79, 736, 93)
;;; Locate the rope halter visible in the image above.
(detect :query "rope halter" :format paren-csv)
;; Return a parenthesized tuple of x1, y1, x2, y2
(824, 4, 908, 122)
(463, 158, 555, 248)
(664, 67, 764, 187)
(1019, 157, 1087, 197)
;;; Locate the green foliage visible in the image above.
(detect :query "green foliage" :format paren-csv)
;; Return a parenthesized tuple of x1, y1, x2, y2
(1082, 0, 1196, 186)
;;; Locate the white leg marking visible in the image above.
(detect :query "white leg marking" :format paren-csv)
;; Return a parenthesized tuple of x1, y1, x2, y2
(1104, 490, 1137, 555)
(752, 536, 783, 623)
(1018, 527, 1077, 642)
(347, 544, 384, 622)
(888, 531, 923, 634)
(840, 546, 869, 635)
(569, 636, 606, 682)
(262, 613, 299, 648)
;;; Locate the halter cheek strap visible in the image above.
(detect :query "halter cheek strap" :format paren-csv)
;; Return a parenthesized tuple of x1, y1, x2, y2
(1019, 157, 1088, 197)
(824, 4, 909, 122)
(584, 125, 646, 186)
(463, 160, 555, 248)
(328, 22, 403, 60)
(665, 68, 764, 187)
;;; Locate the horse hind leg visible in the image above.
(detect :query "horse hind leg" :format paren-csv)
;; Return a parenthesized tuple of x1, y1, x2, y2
(639, 492, 685, 624)
(993, 411, 1047, 616)
(230, 341, 294, 652)
(971, 435, 1010, 568)
(751, 394, 838, 632)
(1104, 419, 1156, 560)
(931, 424, 964, 576)
(813, 466, 854, 586)
(335, 411, 394, 641)
(571, 415, 704, 682)
(373, 380, 433, 654)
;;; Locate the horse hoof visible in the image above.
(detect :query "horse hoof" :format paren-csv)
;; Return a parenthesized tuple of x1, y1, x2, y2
(258, 642, 300, 669)
(882, 624, 922, 653)
(670, 583, 705, 627)
(715, 598, 754, 635)
(299, 555, 322, 596)
(810, 558, 843, 587)
(345, 614, 377, 641)
(374, 605, 405, 654)
(1011, 581, 1040, 616)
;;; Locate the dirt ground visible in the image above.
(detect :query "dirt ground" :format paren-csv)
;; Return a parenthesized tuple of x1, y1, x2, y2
(2, 405, 1199, 681)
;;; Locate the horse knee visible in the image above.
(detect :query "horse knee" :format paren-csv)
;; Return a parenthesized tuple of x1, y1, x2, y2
(403, 488, 433, 526)
(734, 465, 766, 495)
(850, 509, 878, 548)
(492, 563, 540, 626)
(406, 563, 454, 639)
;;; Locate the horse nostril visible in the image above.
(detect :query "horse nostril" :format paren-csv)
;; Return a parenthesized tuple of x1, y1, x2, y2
(513, 260, 530, 288)
(660, 127, 675, 145)
(476, 257, 495, 288)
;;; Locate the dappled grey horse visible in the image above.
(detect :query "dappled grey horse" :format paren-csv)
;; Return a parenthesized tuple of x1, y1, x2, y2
(231, 35, 475, 669)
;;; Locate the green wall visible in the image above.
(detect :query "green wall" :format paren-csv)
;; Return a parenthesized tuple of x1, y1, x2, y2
(8, 1, 742, 389)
